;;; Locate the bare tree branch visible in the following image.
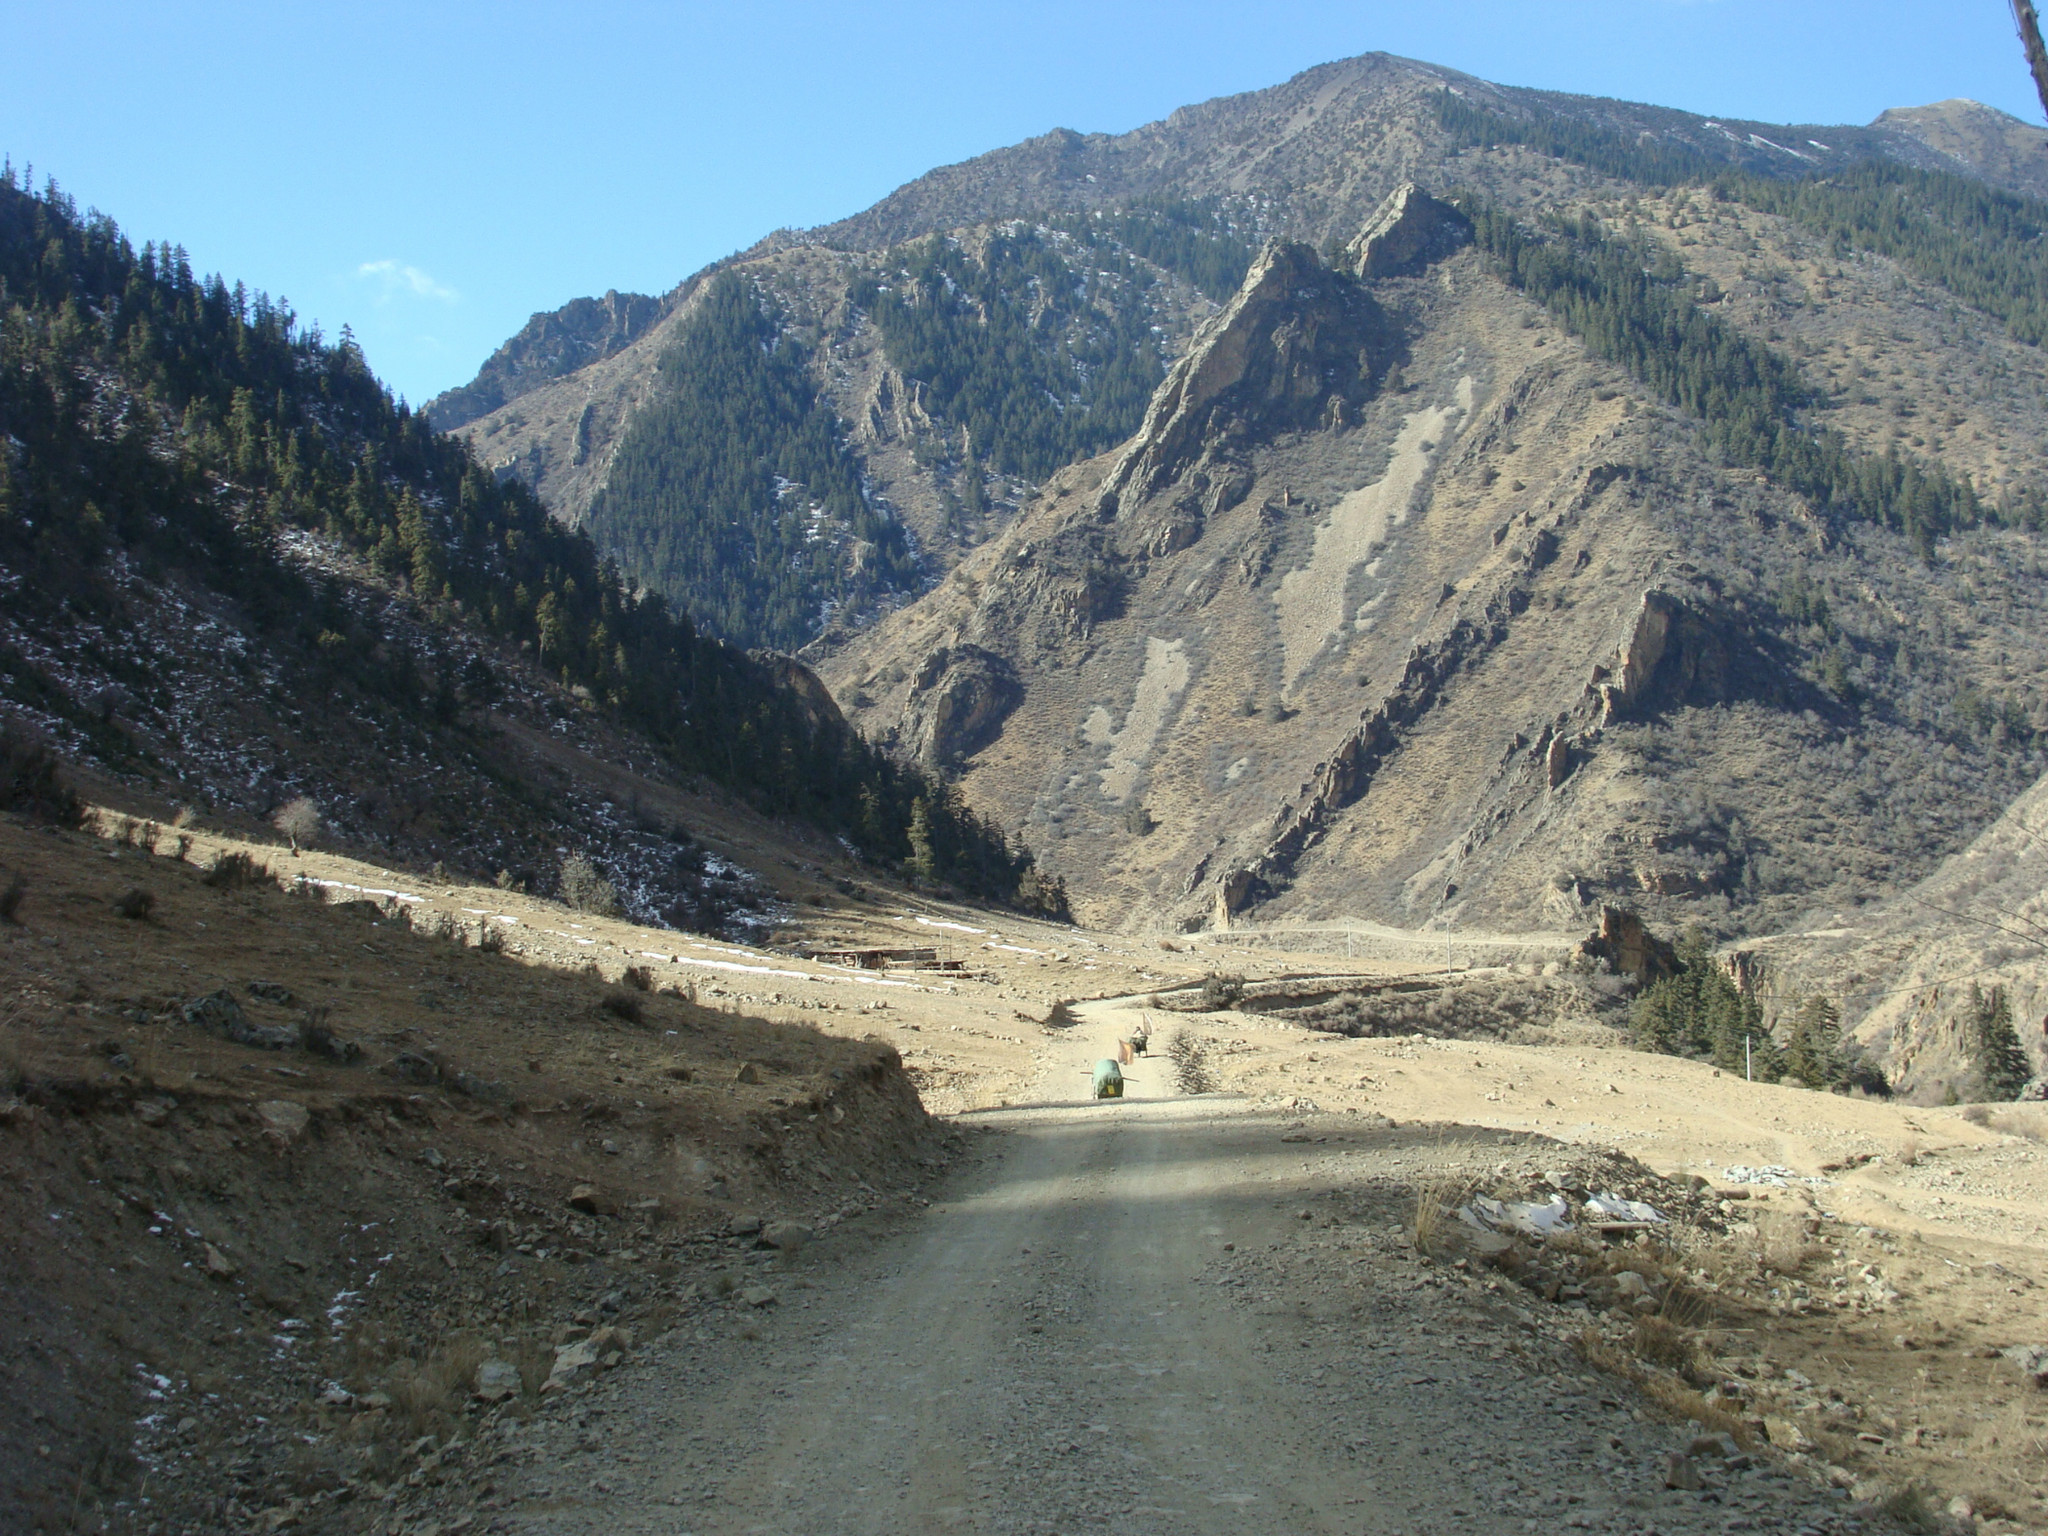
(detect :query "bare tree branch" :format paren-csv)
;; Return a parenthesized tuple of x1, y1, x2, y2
(2014, 0, 2048, 123)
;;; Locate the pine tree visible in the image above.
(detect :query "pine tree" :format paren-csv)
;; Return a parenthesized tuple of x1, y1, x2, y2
(1784, 996, 1848, 1090)
(905, 796, 937, 886)
(1964, 984, 2033, 1101)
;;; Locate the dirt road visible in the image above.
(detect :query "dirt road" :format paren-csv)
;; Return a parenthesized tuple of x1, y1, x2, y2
(474, 1010, 1862, 1536)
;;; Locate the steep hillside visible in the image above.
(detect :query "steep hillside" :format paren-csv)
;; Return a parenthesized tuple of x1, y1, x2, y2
(444, 218, 1236, 650)
(428, 52, 2048, 960)
(820, 184, 2048, 945)
(437, 52, 2045, 656)
(1873, 97, 2048, 201)
(0, 172, 1061, 920)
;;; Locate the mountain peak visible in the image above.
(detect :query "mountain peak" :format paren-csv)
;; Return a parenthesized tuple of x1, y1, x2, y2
(1871, 97, 2048, 199)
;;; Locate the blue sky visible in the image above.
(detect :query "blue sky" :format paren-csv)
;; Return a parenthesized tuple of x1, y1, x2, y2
(4, 1, 2039, 406)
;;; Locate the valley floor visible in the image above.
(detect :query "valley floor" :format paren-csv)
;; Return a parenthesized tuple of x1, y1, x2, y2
(5, 814, 2046, 1533)
(409, 995, 2048, 1536)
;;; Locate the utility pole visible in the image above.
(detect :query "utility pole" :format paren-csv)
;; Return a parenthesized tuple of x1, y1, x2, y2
(2015, 1, 2048, 122)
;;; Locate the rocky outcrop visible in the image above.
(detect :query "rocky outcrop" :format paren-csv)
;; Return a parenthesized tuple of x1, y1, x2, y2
(753, 654, 850, 737)
(1346, 183, 1473, 279)
(1576, 906, 1681, 985)
(428, 288, 668, 430)
(901, 645, 1023, 766)
(1100, 241, 1389, 506)
(1597, 591, 1677, 723)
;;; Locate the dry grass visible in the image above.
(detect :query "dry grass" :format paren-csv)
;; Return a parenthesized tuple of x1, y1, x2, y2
(1410, 1152, 1483, 1257)
(1993, 1107, 2048, 1144)
(600, 989, 646, 1024)
(1873, 1482, 1944, 1534)
(1577, 1329, 1750, 1444)
(1755, 1210, 1819, 1276)
(386, 1334, 491, 1439)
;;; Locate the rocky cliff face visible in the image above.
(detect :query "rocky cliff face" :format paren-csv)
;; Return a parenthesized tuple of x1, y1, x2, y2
(427, 53, 2048, 967)
(818, 185, 2048, 943)
(1100, 240, 1393, 509)
(428, 288, 668, 431)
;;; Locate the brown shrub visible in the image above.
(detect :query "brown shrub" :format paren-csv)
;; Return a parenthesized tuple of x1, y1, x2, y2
(203, 851, 268, 890)
(600, 990, 645, 1025)
(0, 725, 82, 825)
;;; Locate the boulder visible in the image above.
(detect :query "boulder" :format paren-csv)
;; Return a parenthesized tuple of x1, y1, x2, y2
(1576, 907, 1681, 985)
(256, 1100, 310, 1145)
(1661, 1452, 1704, 1491)
(472, 1359, 521, 1403)
(389, 1051, 442, 1085)
(567, 1184, 616, 1217)
(760, 1221, 813, 1255)
(1764, 1416, 1813, 1452)
(541, 1338, 601, 1394)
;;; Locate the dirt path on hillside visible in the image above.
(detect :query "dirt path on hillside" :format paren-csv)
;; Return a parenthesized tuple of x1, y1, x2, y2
(464, 1012, 1862, 1536)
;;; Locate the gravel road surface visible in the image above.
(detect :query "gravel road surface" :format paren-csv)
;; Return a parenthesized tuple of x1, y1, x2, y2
(476, 1015, 1869, 1536)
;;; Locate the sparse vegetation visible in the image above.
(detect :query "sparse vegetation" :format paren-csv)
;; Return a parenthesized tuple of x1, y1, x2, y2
(0, 172, 1056, 917)
(272, 796, 322, 852)
(112, 887, 153, 920)
(558, 853, 620, 918)
(1196, 972, 1245, 1012)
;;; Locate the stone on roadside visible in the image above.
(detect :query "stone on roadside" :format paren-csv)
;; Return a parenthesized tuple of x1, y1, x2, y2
(734, 1062, 763, 1084)
(472, 1359, 521, 1403)
(1764, 1416, 1812, 1452)
(541, 1338, 601, 1394)
(254, 1097, 307, 1146)
(760, 1221, 812, 1254)
(729, 1213, 764, 1236)
(202, 1243, 238, 1279)
(568, 1184, 616, 1216)
(1661, 1451, 1703, 1491)
(256, 1100, 310, 1145)
(1688, 1432, 1740, 1460)
(739, 1285, 777, 1308)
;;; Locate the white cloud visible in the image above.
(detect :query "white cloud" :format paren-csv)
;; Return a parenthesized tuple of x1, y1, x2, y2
(356, 259, 458, 303)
